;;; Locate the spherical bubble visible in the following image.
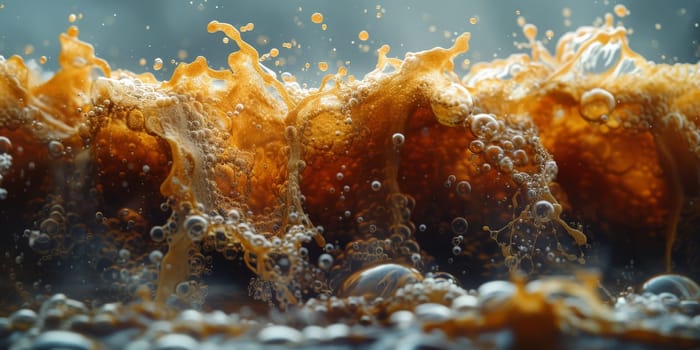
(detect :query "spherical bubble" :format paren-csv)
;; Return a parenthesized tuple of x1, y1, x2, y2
(450, 217, 469, 234)
(499, 157, 514, 173)
(48, 140, 64, 158)
(469, 140, 485, 154)
(149, 250, 163, 264)
(0, 136, 12, 153)
(430, 83, 473, 126)
(580, 87, 616, 122)
(392, 133, 405, 147)
(40, 218, 60, 235)
(150, 225, 165, 242)
(477, 280, 516, 310)
(318, 253, 333, 270)
(414, 303, 453, 322)
(155, 333, 199, 350)
(32, 330, 94, 350)
(371, 180, 382, 191)
(175, 281, 192, 298)
(226, 209, 241, 223)
(184, 215, 208, 241)
(152, 57, 163, 71)
(451, 294, 478, 312)
(532, 200, 555, 223)
(452, 245, 462, 256)
(455, 181, 471, 197)
(512, 149, 529, 166)
(642, 274, 700, 300)
(544, 160, 558, 178)
(9, 309, 37, 331)
(470, 113, 499, 139)
(336, 263, 423, 298)
(258, 325, 303, 345)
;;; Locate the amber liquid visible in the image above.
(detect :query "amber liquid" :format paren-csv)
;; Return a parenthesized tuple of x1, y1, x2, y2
(0, 7, 699, 349)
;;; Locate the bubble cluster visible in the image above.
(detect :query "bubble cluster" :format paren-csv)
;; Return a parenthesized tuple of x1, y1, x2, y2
(0, 8, 699, 349)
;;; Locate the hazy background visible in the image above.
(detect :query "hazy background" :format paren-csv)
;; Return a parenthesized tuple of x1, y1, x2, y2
(0, 0, 698, 85)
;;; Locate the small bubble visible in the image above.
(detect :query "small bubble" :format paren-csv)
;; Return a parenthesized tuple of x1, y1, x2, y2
(532, 200, 555, 223)
(450, 217, 469, 234)
(310, 12, 324, 24)
(318, 253, 333, 270)
(392, 133, 405, 146)
(149, 226, 165, 242)
(358, 30, 369, 41)
(153, 57, 163, 71)
(184, 215, 208, 241)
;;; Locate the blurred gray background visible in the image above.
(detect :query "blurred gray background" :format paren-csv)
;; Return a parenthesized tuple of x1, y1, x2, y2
(0, 0, 698, 84)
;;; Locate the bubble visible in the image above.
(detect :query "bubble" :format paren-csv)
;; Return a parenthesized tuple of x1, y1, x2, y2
(310, 12, 324, 24)
(150, 225, 165, 242)
(452, 245, 462, 256)
(226, 209, 241, 223)
(155, 333, 198, 350)
(184, 215, 208, 241)
(532, 200, 555, 223)
(153, 57, 164, 71)
(451, 294, 478, 311)
(0, 136, 12, 153)
(470, 113, 499, 139)
(642, 274, 700, 300)
(498, 157, 514, 173)
(337, 263, 423, 298)
(392, 133, 405, 146)
(455, 181, 471, 197)
(9, 309, 37, 331)
(389, 310, 415, 328)
(580, 88, 615, 122)
(371, 180, 382, 191)
(430, 83, 473, 126)
(468, 140, 485, 153)
(614, 4, 630, 18)
(40, 218, 60, 235)
(523, 23, 538, 41)
(149, 250, 163, 264)
(477, 280, 516, 310)
(358, 30, 369, 41)
(32, 331, 93, 350)
(414, 303, 453, 322)
(318, 253, 333, 270)
(258, 325, 303, 345)
(450, 217, 469, 234)
(175, 281, 192, 297)
(48, 140, 64, 158)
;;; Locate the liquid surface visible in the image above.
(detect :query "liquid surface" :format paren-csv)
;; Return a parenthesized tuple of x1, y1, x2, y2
(0, 3, 699, 349)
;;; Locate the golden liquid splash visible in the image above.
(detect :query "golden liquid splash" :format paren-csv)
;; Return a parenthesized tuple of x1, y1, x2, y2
(0, 8, 699, 349)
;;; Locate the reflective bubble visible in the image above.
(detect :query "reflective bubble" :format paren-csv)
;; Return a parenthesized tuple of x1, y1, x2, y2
(414, 303, 453, 322)
(477, 280, 516, 310)
(257, 325, 303, 344)
(184, 215, 208, 241)
(155, 333, 198, 350)
(642, 274, 700, 300)
(337, 263, 423, 299)
(32, 330, 93, 350)
(532, 200, 555, 223)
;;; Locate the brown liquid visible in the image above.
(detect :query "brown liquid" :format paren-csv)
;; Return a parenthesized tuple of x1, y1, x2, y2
(0, 9, 699, 349)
